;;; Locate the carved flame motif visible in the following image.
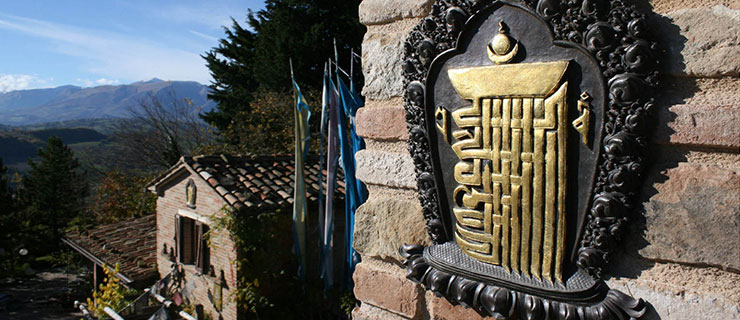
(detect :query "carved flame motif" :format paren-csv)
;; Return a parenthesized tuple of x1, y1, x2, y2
(447, 34, 570, 282)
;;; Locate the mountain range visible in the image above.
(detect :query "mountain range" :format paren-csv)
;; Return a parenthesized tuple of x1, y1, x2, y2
(0, 79, 216, 126)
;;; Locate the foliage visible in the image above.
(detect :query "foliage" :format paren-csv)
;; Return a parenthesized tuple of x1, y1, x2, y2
(86, 169, 156, 224)
(113, 90, 215, 171)
(0, 257, 30, 278)
(210, 207, 292, 316)
(210, 206, 351, 319)
(0, 158, 29, 278)
(0, 157, 14, 243)
(339, 292, 358, 317)
(20, 136, 88, 255)
(86, 264, 137, 318)
(201, 0, 365, 133)
(201, 88, 322, 155)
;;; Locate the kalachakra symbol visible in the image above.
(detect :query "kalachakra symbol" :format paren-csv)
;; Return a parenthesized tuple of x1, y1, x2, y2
(446, 21, 578, 283)
(401, 1, 658, 318)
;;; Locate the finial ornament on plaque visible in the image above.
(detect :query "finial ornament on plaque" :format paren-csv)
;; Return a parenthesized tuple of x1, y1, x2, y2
(401, 1, 659, 319)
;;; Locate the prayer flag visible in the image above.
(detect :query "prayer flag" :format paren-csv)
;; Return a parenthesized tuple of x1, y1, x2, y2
(292, 77, 311, 282)
(336, 75, 367, 289)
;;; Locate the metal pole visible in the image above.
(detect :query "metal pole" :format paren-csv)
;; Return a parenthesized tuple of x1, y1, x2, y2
(103, 306, 126, 320)
(75, 301, 95, 320)
(178, 310, 197, 320)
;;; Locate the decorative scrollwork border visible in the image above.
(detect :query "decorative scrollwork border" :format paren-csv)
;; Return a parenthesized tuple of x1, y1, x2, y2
(400, 245, 647, 319)
(402, 0, 659, 277)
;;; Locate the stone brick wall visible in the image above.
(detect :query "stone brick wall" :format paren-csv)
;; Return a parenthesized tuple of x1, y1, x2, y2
(352, 0, 740, 319)
(154, 169, 238, 320)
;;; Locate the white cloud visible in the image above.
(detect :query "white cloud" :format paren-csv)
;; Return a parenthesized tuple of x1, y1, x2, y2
(0, 14, 211, 84)
(75, 78, 94, 87)
(96, 78, 120, 85)
(0, 74, 49, 93)
(157, 4, 240, 29)
(189, 30, 219, 43)
(75, 78, 120, 87)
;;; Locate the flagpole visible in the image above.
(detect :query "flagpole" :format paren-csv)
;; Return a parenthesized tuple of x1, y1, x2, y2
(333, 38, 339, 77)
(323, 62, 339, 294)
(350, 48, 354, 91)
(289, 58, 295, 80)
(318, 62, 328, 295)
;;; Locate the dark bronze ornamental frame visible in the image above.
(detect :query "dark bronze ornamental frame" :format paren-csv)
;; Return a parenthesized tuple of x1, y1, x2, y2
(399, 0, 659, 319)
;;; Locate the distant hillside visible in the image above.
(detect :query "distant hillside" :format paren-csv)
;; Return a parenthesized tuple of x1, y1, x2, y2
(15, 118, 126, 136)
(0, 79, 216, 126)
(0, 135, 39, 164)
(0, 126, 108, 169)
(27, 128, 106, 144)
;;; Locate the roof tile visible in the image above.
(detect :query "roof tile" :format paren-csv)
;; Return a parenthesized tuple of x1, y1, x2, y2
(64, 215, 157, 283)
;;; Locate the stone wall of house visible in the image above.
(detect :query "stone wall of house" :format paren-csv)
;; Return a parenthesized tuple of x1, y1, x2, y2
(352, 0, 740, 319)
(154, 170, 238, 320)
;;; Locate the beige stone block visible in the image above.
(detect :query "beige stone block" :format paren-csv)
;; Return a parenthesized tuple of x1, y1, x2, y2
(652, 77, 740, 149)
(353, 260, 423, 319)
(356, 105, 409, 140)
(359, 0, 433, 25)
(356, 149, 417, 189)
(365, 139, 410, 155)
(653, 104, 740, 149)
(353, 196, 429, 260)
(661, 146, 740, 170)
(352, 302, 412, 320)
(425, 291, 493, 320)
(606, 279, 740, 319)
(645, 0, 740, 15)
(658, 77, 740, 109)
(655, 5, 740, 77)
(638, 162, 740, 271)
(362, 19, 420, 100)
(607, 254, 740, 307)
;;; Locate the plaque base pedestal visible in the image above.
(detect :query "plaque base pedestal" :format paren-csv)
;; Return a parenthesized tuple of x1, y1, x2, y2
(400, 244, 647, 320)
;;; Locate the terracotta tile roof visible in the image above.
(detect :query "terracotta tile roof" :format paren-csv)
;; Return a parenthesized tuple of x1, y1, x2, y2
(63, 215, 157, 284)
(182, 154, 345, 210)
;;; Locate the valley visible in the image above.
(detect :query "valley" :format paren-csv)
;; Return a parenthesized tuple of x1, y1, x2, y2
(0, 80, 215, 179)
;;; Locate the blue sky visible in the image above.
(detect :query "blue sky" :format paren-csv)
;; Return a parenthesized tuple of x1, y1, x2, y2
(0, 0, 265, 92)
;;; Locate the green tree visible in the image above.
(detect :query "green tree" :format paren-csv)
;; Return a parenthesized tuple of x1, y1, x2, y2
(201, 88, 321, 155)
(0, 158, 15, 253)
(201, 0, 365, 134)
(87, 264, 136, 317)
(87, 169, 156, 224)
(22, 136, 88, 253)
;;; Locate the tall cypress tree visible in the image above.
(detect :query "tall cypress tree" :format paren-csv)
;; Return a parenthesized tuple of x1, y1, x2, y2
(23, 136, 88, 252)
(201, 0, 365, 134)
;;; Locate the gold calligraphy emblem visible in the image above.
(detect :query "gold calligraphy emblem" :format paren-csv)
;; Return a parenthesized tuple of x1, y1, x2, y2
(435, 106, 450, 143)
(447, 24, 570, 283)
(572, 92, 591, 145)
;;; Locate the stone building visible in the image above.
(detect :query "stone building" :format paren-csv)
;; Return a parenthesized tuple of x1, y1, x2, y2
(148, 154, 344, 320)
(351, 0, 739, 319)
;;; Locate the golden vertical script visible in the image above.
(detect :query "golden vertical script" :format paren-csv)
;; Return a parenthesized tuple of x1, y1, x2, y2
(447, 61, 569, 283)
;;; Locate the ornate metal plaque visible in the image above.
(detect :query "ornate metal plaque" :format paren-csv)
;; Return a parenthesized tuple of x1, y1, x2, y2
(400, 1, 658, 319)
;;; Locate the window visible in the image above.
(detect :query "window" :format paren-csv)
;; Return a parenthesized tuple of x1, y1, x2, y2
(175, 215, 210, 274)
